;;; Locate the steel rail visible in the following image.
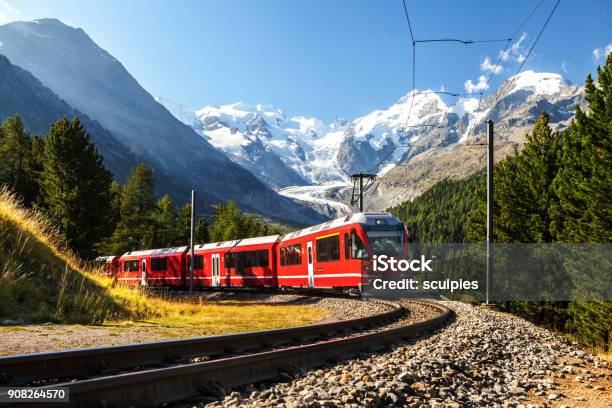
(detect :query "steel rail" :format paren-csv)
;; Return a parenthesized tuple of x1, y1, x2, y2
(0, 300, 401, 386)
(5, 301, 452, 408)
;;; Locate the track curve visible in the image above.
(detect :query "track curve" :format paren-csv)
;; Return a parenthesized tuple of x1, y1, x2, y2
(0, 300, 452, 408)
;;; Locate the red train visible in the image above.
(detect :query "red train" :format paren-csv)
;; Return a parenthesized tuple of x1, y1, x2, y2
(104, 212, 408, 294)
(94, 255, 119, 277)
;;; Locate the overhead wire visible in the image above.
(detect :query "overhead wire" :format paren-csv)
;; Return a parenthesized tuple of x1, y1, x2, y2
(464, 0, 548, 142)
(371, 0, 560, 176)
(485, 0, 561, 119)
(414, 38, 510, 44)
(362, 0, 416, 174)
(468, 0, 560, 164)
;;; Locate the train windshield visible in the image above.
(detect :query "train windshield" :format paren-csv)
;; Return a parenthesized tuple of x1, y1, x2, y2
(366, 230, 404, 256)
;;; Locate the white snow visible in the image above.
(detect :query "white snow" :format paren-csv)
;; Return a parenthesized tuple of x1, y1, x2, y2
(459, 107, 491, 144)
(155, 96, 198, 127)
(155, 70, 572, 204)
(279, 184, 352, 215)
(458, 71, 569, 143)
(170, 100, 349, 186)
(202, 127, 252, 151)
(351, 91, 447, 144)
(507, 71, 569, 96)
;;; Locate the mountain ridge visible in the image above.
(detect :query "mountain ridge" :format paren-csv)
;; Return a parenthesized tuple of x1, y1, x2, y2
(0, 54, 137, 183)
(0, 18, 327, 225)
(157, 69, 583, 215)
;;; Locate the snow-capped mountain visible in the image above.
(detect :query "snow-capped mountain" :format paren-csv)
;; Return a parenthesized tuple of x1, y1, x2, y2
(157, 91, 460, 188)
(157, 100, 349, 189)
(507, 70, 570, 96)
(372, 71, 584, 210)
(153, 96, 199, 128)
(157, 70, 583, 215)
(338, 91, 459, 175)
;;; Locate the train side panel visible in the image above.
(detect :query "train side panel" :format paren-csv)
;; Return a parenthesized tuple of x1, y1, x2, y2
(116, 247, 188, 287)
(192, 236, 278, 289)
(277, 223, 371, 290)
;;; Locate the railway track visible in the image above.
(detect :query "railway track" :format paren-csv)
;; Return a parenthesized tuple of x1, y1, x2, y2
(0, 300, 452, 408)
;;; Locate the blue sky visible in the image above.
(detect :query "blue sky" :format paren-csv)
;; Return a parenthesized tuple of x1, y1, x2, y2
(1, 0, 610, 122)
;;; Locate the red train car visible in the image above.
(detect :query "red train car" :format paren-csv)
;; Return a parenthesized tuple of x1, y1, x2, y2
(117, 246, 188, 287)
(94, 255, 119, 277)
(191, 235, 279, 288)
(276, 212, 408, 292)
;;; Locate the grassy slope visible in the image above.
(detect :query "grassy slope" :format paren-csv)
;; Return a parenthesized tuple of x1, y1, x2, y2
(0, 188, 327, 329)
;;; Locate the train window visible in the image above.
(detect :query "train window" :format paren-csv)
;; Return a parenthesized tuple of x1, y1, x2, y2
(280, 244, 302, 266)
(316, 234, 340, 262)
(245, 250, 268, 267)
(225, 250, 269, 271)
(224, 253, 234, 267)
(151, 257, 168, 271)
(187, 255, 204, 270)
(351, 231, 369, 259)
(194, 255, 203, 269)
(124, 260, 139, 272)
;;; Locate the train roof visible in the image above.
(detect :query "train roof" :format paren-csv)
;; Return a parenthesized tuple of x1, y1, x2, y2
(94, 255, 117, 262)
(194, 235, 280, 251)
(120, 246, 189, 258)
(280, 212, 402, 242)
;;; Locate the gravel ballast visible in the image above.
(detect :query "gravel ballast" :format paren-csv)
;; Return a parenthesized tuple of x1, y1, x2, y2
(192, 292, 393, 321)
(201, 301, 610, 408)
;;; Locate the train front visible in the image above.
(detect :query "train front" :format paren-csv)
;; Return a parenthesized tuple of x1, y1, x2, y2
(352, 212, 409, 293)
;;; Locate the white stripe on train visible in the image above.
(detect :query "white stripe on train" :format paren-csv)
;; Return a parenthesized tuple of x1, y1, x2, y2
(117, 273, 367, 281)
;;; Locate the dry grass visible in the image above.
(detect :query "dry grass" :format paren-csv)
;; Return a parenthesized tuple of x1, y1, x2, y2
(0, 188, 328, 330)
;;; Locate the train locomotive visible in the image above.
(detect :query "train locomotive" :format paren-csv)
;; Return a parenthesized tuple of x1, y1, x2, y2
(104, 212, 408, 294)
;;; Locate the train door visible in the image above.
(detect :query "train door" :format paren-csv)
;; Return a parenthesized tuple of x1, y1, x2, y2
(307, 241, 314, 288)
(211, 254, 220, 287)
(141, 259, 147, 286)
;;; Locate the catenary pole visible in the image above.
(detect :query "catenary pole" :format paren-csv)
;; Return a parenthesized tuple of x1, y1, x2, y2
(486, 120, 494, 305)
(189, 190, 196, 296)
(350, 173, 376, 213)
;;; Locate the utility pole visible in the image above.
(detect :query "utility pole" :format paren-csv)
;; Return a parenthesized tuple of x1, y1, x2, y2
(189, 190, 196, 296)
(486, 120, 494, 305)
(350, 173, 377, 212)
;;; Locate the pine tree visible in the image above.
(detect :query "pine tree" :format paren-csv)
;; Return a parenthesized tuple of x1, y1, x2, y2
(209, 201, 244, 242)
(0, 115, 40, 206)
(518, 113, 560, 242)
(177, 203, 193, 244)
(41, 117, 114, 257)
(154, 194, 179, 247)
(105, 163, 158, 253)
(30, 134, 45, 181)
(551, 53, 612, 242)
(389, 173, 484, 243)
(195, 217, 210, 244)
(465, 114, 560, 243)
(208, 201, 276, 242)
(31, 134, 45, 166)
(108, 181, 123, 227)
